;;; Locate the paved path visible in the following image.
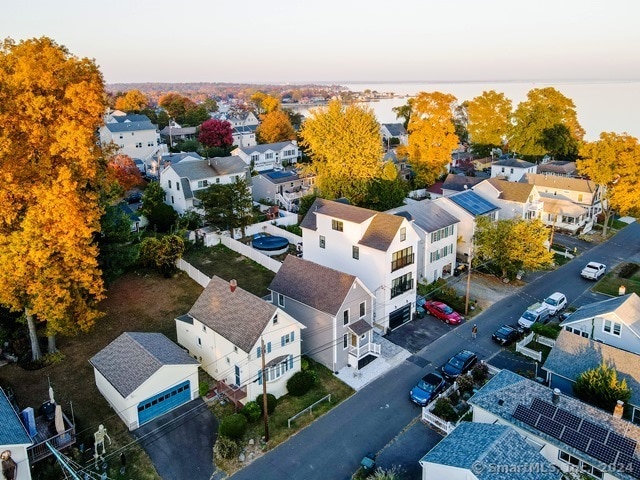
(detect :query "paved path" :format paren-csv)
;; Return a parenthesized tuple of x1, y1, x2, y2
(229, 223, 640, 480)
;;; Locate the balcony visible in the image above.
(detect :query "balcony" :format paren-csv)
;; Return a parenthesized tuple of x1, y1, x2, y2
(348, 342, 381, 359)
(216, 380, 247, 409)
(391, 279, 414, 299)
(27, 408, 76, 464)
(391, 253, 415, 272)
(528, 202, 543, 212)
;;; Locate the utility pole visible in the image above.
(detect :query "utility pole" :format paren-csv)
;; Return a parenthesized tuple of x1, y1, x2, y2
(261, 337, 269, 442)
(465, 245, 473, 315)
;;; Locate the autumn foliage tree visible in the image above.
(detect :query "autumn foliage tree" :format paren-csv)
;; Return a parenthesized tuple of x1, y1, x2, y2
(299, 99, 383, 204)
(159, 92, 209, 127)
(107, 154, 143, 193)
(466, 90, 512, 156)
(0, 37, 106, 360)
(397, 92, 459, 187)
(199, 119, 234, 148)
(578, 132, 640, 235)
(114, 89, 149, 112)
(256, 110, 296, 144)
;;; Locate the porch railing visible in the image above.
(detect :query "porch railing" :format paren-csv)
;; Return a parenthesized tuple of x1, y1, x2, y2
(348, 342, 382, 358)
(216, 380, 247, 409)
(27, 411, 76, 463)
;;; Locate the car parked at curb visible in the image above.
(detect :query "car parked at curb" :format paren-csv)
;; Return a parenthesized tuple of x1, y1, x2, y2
(542, 292, 567, 316)
(442, 350, 478, 381)
(423, 300, 464, 325)
(517, 302, 551, 330)
(491, 325, 523, 346)
(409, 372, 446, 407)
(581, 262, 607, 280)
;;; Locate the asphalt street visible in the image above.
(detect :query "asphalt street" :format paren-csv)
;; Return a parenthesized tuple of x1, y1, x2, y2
(229, 222, 640, 480)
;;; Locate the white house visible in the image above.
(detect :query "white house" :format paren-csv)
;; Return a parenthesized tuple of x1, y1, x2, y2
(473, 177, 543, 220)
(251, 169, 315, 212)
(99, 112, 163, 166)
(89, 332, 200, 431)
(380, 123, 408, 147)
(160, 156, 250, 214)
(560, 293, 640, 354)
(490, 157, 537, 181)
(0, 388, 32, 480)
(387, 200, 460, 284)
(269, 255, 380, 373)
(435, 191, 499, 260)
(176, 276, 304, 406)
(471, 369, 640, 480)
(440, 174, 484, 197)
(212, 111, 259, 148)
(301, 199, 420, 333)
(232, 141, 299, 172)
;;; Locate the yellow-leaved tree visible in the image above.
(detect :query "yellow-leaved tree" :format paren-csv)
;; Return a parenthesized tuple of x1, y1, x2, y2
(0, 37, 106, 360)
(114, 89, 149, 113)
(299, 99, 383, 204)
(578, 132, 640, 236)
(256, 110, 296, 144)
(466, 90, 512, 155)
(397, 92, 459, 186)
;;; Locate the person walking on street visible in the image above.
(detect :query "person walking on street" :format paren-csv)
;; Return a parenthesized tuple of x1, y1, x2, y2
(472, 324, 478, 340)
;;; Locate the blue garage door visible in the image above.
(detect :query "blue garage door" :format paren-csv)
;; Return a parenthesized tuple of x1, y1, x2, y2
(137, 380, 191, 426)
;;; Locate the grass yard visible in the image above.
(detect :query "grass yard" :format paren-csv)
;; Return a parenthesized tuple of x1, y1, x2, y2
(594, 263, 640, 297)
(0, 269, 203, 480)
(183, 243, 275, 297)
(210, 358, 354, 476)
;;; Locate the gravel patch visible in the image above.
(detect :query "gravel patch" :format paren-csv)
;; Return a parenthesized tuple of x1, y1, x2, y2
(448, 272, 519, 310)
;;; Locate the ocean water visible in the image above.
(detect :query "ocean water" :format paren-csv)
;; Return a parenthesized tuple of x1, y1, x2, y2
(307, 81, 640, 142)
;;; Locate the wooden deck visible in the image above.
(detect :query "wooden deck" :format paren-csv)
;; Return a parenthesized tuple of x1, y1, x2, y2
(27, 411, 76, 463)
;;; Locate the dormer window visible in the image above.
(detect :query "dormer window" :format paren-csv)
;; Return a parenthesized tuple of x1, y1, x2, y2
(332, 220, 343, 232)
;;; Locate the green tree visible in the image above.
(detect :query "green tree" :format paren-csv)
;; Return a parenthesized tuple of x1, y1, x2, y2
(0, 37, 106, 360)
(183, 105, 210, 127)
(299, 99, 383, 204)
(509, 87, 584, 159)
(298, 194, 318, 218)
(256, 110, 296, 144)
(199, 177, 253, 237)
(397, 92, 459, 187)
(466, 90, 512, 154)
(453, 101, 469, 144)
(146, 202, 178, 233)
(139, 234, 185, 277)
(98, 204, 140, 284)
(573, 363, 632, 413)
(539, 124, 579, 161)
(473, 217, 554, 279)
(114, 89, 149, 112)
(393, 100, 413, 130)
(139, 181, 166, 218)
(361, 163, 408, 211)
(202, 97, 218, 113)
(578, 132, 640, 235)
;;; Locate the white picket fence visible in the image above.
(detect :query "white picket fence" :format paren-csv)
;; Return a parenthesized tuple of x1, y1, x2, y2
(218, 236, 282, 273)
(515, 332, 555, 361)
(176, 258, 211, 288)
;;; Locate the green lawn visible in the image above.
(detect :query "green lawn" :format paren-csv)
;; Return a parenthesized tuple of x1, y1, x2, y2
(593, 263, 640, 297)
(183, 243, 275, 297)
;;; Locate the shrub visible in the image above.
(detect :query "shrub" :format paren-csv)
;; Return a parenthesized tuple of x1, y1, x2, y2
(287, 370, 316, 396)
(532, 322, 562, 339)
(218, 413, 248, 440)
(241, 401, 262, 423)
(619, 263, 640, 279)
(213, 435, 240, 460)
(456, 375, 474, 395)
(471, 362, 489, 383)
(432, 398, 457, 422)
(199, 381, 210, 397)
(300, 357, 310, 371)
(255, 393, 277, 415)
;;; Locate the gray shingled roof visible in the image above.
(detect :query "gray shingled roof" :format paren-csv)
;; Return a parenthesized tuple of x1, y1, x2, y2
(89, 332, 198, 398)
(543, 330, 640, 406)
(187, 276, 277, 353)
(160, 152, 203, 164)
(111, 114, 151, 123)
(561, 293, 640, 335)
(159, 126, 197, 136)
(180, 178, 193, 199)
(170, 157, 247, 182)
(0, 387, 32, 447)
(471, 369, 640, 478)
(300, 198, 375, 231)
(349, 319, 372, 336)
(389, 200, 459, 233)
(269, 256, 357, 316)
(538, 161, 577, 175)
(381, 123, 407, 137)
(105, 121, 157, 133)
(492, 158, 536, 168)
(522, 173, 596, 194)
(236, 141, 296, 155)
(359, 213, 405, 251)
(442, 173, 484, 192)
(487, 177, 535, 203)
(420, 422, 561, 480)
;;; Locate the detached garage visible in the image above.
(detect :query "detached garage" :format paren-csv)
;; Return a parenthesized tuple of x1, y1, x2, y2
(90, 332, 199, 431)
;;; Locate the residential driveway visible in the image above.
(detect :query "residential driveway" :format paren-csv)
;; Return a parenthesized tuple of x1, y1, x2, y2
(385, 315, 455, 353)
(132, 398, 218, 480)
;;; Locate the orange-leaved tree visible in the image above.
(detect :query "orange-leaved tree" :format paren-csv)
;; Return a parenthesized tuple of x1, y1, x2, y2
(256, 110, 296, 144)
(0, 37, 106, 360)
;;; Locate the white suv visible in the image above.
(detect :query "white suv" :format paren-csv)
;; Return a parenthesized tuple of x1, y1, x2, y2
(543, 292, 567, 316)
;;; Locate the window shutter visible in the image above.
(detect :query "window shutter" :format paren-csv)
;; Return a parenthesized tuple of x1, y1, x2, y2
(291, 331, 295, 342)
(267, 342, 272, 353)
(257, 369, 262, 385)
(257, 346, 261, 358)
(289, 355, 294, 369)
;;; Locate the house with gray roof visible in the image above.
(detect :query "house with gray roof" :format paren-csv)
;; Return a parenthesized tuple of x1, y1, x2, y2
(441, 174, 484, 197)
(160, 156, 250, 214)
(387, 200, 460, 284)
(419, 422, 562, 480)
(560, 293, 640, 355)
(212, 111, 259, 148)
(490, 157, 537, 182)
(251, 168, 316, 212)
(380, 123, 408, 146)
(301, 198, 420, 333)
(232, 141, 299, 172)
(0, 387, 32, 480)
(176, 276, 304, 406)
(543, 329, 640, 425)
(99, 112, 163, 164)
(89, 332, 199, 430)
(538, 160, 578, 178)
(470, 369, 640, 480)
(269, 255, 379, 372)
(159, 123, 197, 147)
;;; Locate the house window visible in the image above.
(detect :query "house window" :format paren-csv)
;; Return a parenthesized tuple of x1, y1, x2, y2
(391, 247, 414, 271)
(177, 182, 180, 191)
(234, 346, 238, 353)
(216, 178, 220, 184)
(197, 180, 209, 188)
(603, 319, 622, 336)
(343, 334, 348, 349)
(281, 331, 295, 345)
(510, 168, 514, 174)
(360, 302, 365, 317)
(400, 227, 406, 241)
(265, 152, 274, 160)
(319, 235, 325, 248)
(273, 314, 278, 325)
(136, 142, 142, 148)
(352, 246, 359, 259)
(343, 309, 349, 326)
(391, 272, 413, 298)
(578, 194, 583, 202)
(168, 180, 172, 189)
(202, 325, 206, 332)
(171, 196, 174, 204)
(197, 337, 202, 347)
(119, 134, 123, 139)
(250, 154, 259, 163)
(332, 220, 344, 232)
(148, 141, 154, 147)
(278, 294, 285, 307)
(558, 450, 602, 478)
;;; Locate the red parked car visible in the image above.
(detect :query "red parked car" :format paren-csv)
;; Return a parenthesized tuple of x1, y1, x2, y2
(423, 300, 464, 325)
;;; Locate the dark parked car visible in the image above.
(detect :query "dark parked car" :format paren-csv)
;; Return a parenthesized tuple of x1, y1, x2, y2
(409, 372, 446, 407)
(127, 192, 143, 204)
(423, 300, 464, 325)
(492, 325, 523, 346)
(442, 350, 478, 381)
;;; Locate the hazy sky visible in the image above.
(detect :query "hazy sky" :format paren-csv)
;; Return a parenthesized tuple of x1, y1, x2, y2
(3, 0, 640, 84)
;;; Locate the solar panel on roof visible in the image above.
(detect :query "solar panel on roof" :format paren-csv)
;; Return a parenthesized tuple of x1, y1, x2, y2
(606, 431, 637, 457)
(531, 398, 558, 418)
(614, 453, 635, 475)
(513, 404, 540, 428)
(579, 421, 609, 443)
(587, 440, 619, 465)
(631, 458, 640, 478)
(561, 428, 591, 452)
(554, 407, 582, 431)
(537, 415, 564, 439)
(449, 191, 497, 216)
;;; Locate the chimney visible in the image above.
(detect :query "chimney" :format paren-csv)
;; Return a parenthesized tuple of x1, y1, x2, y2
(613, 400, 624, 419)
(552, 388, 561, 404)
(229, 279, 237, 293)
